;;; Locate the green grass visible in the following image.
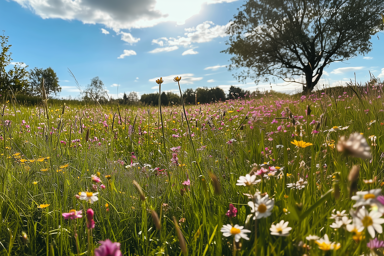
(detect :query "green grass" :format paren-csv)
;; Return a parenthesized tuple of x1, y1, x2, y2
(1, 81, 384, 255)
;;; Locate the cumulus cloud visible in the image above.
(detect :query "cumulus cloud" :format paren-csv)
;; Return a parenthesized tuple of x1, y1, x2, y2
(204, 64, 226, 71)
(152, 21, 231, 48)
(118, 32, 140, 44)
(149, 73, 203, 84)
(363, 56, 373, 60)
(149, 46, 178, 53)
(117, 50, 137, 59)
(323, 71, 329, 76)
(207, 79, 215, 83)
(61, 86, 80, 93)
(101, 28, 110, 34)
(378, 68, 384, 78)
(12, 0, 233, 31)
(182, 49, 198, 55)
(331, 67, 364, 74)
(111, 83, 120, 87)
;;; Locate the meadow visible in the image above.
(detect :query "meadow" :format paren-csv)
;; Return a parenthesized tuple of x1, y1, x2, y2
(1, 78, 384, 256)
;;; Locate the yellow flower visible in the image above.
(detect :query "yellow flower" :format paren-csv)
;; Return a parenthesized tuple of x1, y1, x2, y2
(105, 203, 109, 208)
(40, 169, 48, 172)
(13, 153, 21, 156)
(156, 77, 163, 85)
(173, 76, 182, 82)
(32, 181, 38, 185)
(38, 204, 50, 209)
(29, 159, 35, 163)
(37, 158, 45, 162)
(291, 140, 313, 148)
(59, 164, 69, 169)
(20, 159, 27, 163)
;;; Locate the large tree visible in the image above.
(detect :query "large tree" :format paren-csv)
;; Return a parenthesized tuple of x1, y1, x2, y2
(222, 0, 384, 93)
(29, 67, 61, 96)
(82, 76, 109, 102)
(0, 33, 29, 96)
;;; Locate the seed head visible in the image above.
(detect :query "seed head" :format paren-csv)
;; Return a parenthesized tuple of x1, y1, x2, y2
(337, 133, 372, 159)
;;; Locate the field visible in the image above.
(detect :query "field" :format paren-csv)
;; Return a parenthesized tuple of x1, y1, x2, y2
(1, 80, 384, 256)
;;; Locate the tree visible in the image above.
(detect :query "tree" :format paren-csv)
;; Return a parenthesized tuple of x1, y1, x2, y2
(160, 92, 169, 106)
(227, 86, 246, 99)
(183, 88, 195, 104)
(0, 33, 29, 96)
(127, 92, 139, 102)
(222, 0, 384, 93)
(82, 76, 108, 102)
(29, 67, 61, 96)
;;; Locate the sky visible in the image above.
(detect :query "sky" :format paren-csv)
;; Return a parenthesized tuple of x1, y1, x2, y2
(1, 0, 384, 99)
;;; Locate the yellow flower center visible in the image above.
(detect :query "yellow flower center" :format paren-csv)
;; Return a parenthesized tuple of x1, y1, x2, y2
(364, 193, 376, 200)
(230, 227, 241, 235)
(86, 192, 93, 197)
(317, 242, 331, 251)
(258, 204, 267, 213)
(276, 227, 283, 233)
(362, 216, 373, 227)
(70, 209, 77, 213)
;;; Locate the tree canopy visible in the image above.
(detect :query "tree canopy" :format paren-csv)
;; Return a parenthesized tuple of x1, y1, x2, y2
(0, 33, 29, 96)
(222, 0, 384, 93)
(82, 77, 109, 102)
(29, 67, 61, 96)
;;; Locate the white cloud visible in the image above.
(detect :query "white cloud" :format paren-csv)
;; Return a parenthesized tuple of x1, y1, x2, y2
(207, 79, 215, 83)
(60, 80, 70, 82)
(101, 28, 110, 34)
(363, 56, 373, 60)
(151, 86, 159, 89)
(61, 86, 80, 93)
(10, 62, 27, 67)
(182, 49, 198, 55)
(136, 77, 139, 79)
(378, 68, 384, 78)
(118, 32, 140, 44)
(117, 50, 137, 59)
(152, 21, 231, 48)
(12, 0, 232, 31)
(149, 73, 203, 85)
(331, 67, 364, 74)
(111, 83, 120, 87)
(323, 71, 329, 76)
(149, 46, 178, 53)
(204, 64, 226, 71)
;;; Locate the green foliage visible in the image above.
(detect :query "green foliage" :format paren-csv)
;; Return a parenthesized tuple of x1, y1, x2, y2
(0, 33, 29, 97)
(29, 67, 61, 97)
(222, 0, 384, 93)
(82, 76, 109, 102)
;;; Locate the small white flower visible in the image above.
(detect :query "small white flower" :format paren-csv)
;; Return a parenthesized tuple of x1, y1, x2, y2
(270, 220, 292, 236)
(221, 224, 251, 242)
(330, 210, 347, 221)
(295, 178, 308, 189)
(248, 193, 274, 219)
(236, 174, 260, 186)
(346, 222, 364, 234)
(356, 208, 384, 238)
(352, 189, 382, 208)
(79, 192, 99, 204)
(330, 216, 351, 229)
(315, 234, 341, 251)
(306, 235, 320, 241)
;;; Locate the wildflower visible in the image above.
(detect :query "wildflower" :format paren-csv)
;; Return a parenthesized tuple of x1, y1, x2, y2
(182, 179, 190, 186)
(315, 234, 341, 251)
(32, 181, 38, 185)
(59, 164, 69, 169)
(86, 208, 95, 229)
(351, 189, 383, 208)
(173, 76, 182, 82)
(355, 208, 384, 238)
(270, 220, 292, 236)
(346, 222, 365, 242)
(306, 235, 320, 241)
(337, 133, 371, 159)
(291, 140, 313, 148)
(40, 168, 48, 172)
(226, 204, 237, 218)
(156, 77, 163, 85)
(330, 216, 351, 229)
(79, 192, 99, 204)
(91, 175, 101, 183)
(38, 204, 50, 209)
(330, 210, 347, 221)
(367, 238, 384, 249)
(248, 193, 274, 219)
(236, 174, 260, 186)
(100, 184, 106, 189)
(105, 175, 112, 180)
(94, 239, 123, 256)
(62, 210, 83, 220)
(221, 224, 251, 242)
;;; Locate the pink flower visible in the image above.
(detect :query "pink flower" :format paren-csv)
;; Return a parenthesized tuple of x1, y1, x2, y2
(91, 175, 101, 183)
(87, 209, 95, 229)
(62, 210, 82, 220)
(100, 184, 106, 189)
(255, 167, 269, 176)
(226, 204, 237, 218)
(94, 239, 122, 256)
(182, 179, 190, 186)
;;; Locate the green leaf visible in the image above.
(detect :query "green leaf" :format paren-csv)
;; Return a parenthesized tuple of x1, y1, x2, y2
(300, 189, 333, 220)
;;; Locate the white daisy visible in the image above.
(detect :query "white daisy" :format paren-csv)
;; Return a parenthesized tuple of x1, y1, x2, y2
(356, 208, 384, 238)
(315, 234, 341, 251)
(270, 220, 292, 236)
(330, 216, 351, 229)
(248, 193, 274, 219)
(330, 210, 347, 221)
(306, 235, 320, 241)
(295, 178, 308, 190)
(79, 191, 99, 204)
(352, 189, 382, 208)
(236, 174, 260, 186)
(346, 222, 364, 234)
(220, 224, 251, 242)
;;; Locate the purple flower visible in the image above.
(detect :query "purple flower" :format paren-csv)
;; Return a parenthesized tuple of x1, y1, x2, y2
(226, 204, 237, 218)
(377, 196, 384, 206)
(95, 239, 122, 256)
(367, 238, 384, 249)
(62, 210, 82, 220)
(87, 209, 95, 229)
(182, 179, 190, 186)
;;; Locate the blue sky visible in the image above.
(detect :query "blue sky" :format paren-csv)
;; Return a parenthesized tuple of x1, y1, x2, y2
(1, 0, 383, 99)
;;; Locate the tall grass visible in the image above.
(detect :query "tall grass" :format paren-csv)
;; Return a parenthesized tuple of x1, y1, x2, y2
(0, 78, 384, 255)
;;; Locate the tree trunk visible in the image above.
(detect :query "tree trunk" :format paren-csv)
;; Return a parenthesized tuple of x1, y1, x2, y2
(302, 67, 314, 95)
